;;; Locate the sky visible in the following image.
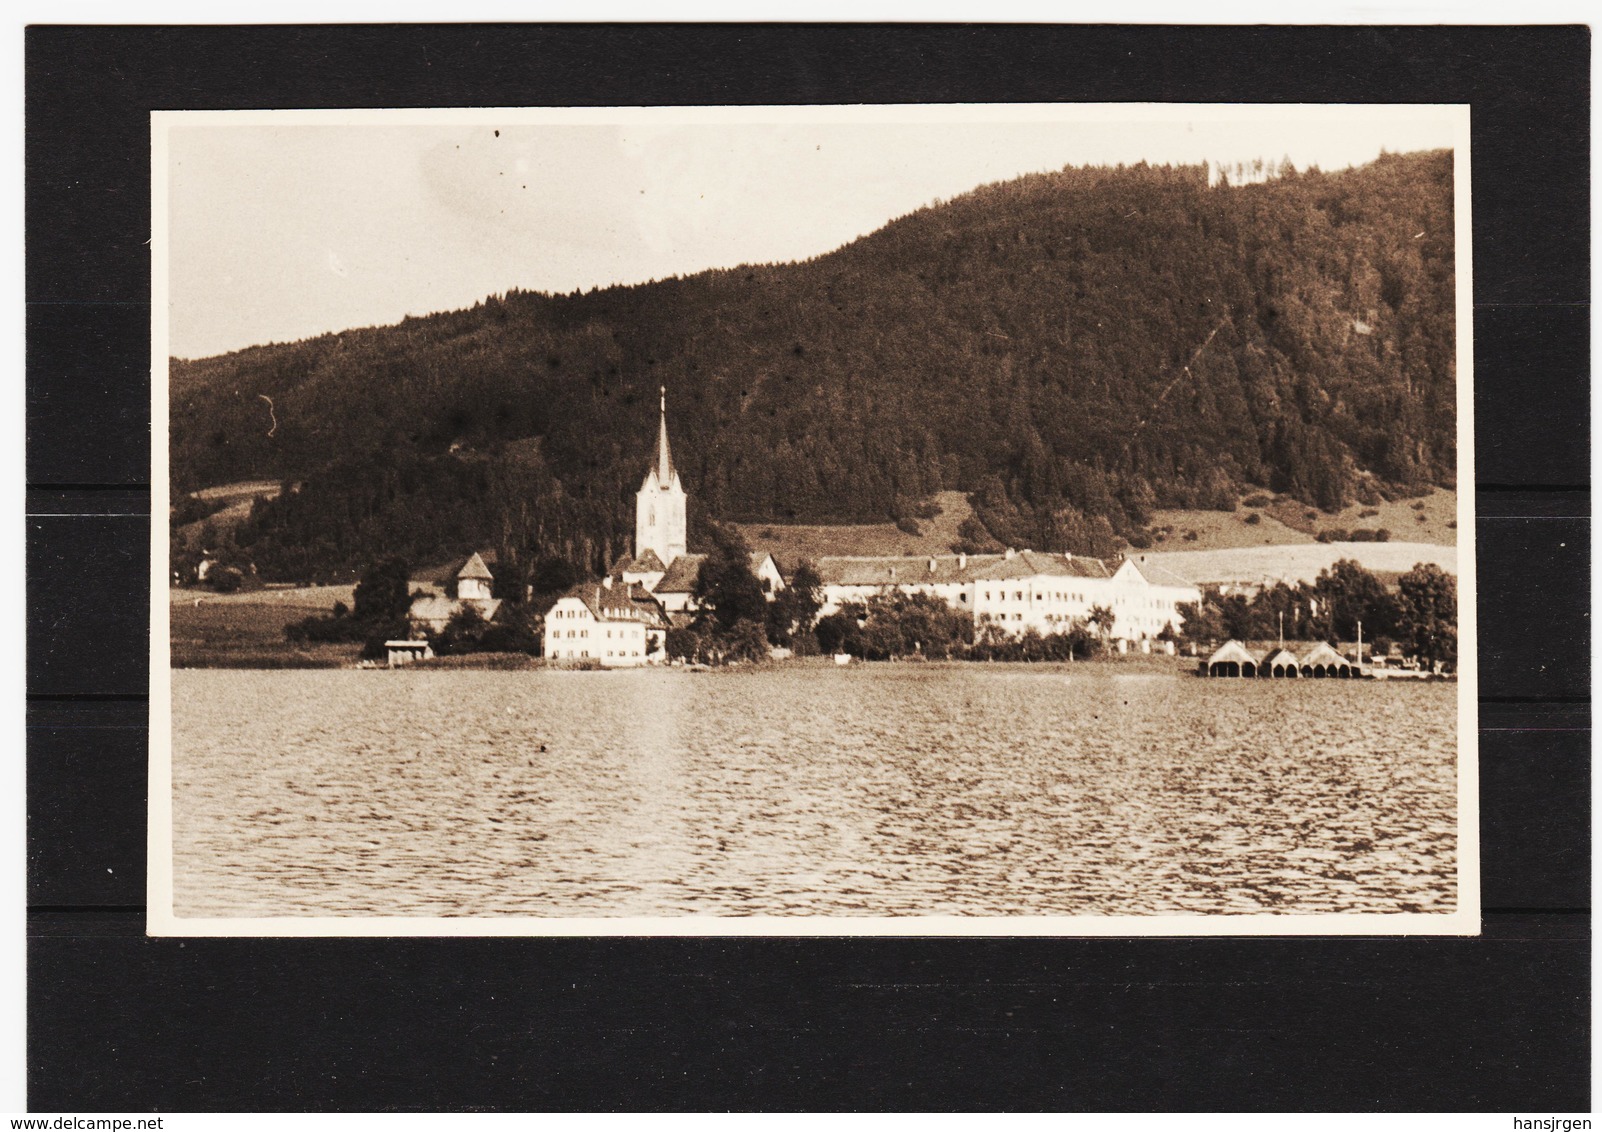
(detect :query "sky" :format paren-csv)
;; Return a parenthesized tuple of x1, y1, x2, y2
(161, 106, 1463, 359)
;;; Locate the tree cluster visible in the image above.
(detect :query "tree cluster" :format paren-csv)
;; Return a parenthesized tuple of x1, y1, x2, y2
(430, 602, 543, 658)
(815, 592, 975, 660)
(669, 526, 824, 664)
(1177, 558, 1457, 667)
(285, 556, 415, 659)
(285, 554, 547, 661)
(812, 592, 1105, 662)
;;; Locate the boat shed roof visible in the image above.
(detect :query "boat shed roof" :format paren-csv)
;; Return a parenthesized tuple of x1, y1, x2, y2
(1299, 641, 1350, 667)
(1206, 640, 1259, 666)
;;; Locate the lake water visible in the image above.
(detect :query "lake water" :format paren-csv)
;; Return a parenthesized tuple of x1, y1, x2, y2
(170, 666, 1458, 919)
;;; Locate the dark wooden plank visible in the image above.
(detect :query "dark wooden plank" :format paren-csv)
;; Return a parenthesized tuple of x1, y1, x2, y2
(1481, 718, 1590, 911)
(1477, 489, 1590, 518)
(25, 21, 1591, 1117)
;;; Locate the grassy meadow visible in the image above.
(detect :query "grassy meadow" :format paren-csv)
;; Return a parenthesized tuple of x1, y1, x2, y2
(170, 588, 354, 668)
(1149, 487, 1458, 552)
(734, 490, 975, 561)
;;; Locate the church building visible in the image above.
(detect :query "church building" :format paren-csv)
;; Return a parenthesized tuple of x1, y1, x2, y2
(543, 385, 1198, 665)
(545, 389, 790, 664)
(632, 386, 688, 571)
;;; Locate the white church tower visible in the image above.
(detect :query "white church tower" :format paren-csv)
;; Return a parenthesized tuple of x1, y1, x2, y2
(635, 386, 687, 567)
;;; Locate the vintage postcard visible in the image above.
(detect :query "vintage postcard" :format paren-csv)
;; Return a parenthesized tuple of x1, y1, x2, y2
(149, 104, 1477, 935)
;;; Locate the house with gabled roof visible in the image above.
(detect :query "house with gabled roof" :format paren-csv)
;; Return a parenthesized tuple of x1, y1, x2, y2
(409, 550, 502, 634)
(612, 546, 669, 591)
(455, 551, 495, 602)
(1111, 555, 1203, 641)
(542, 575, 670, 667)
(1261, 647, 1302, 677)
(652, 550, 785, 614)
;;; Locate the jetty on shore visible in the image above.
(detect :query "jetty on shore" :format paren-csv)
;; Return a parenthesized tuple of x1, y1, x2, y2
(1198, 639, 1452, 680)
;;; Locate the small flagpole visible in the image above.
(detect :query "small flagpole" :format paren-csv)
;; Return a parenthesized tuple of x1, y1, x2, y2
(1278, 610, 1284, 649)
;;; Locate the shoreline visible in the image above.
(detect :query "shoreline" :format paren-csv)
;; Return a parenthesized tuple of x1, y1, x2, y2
(168, 653, 1454, 680)
(170, 653, 1195, 674)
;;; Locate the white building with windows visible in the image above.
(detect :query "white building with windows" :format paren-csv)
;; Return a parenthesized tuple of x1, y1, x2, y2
(542, 576, 669, 667)
(814, 547, 1199, 643)
(1108, 556, 1201, 641)
(814, 554, 977, 614)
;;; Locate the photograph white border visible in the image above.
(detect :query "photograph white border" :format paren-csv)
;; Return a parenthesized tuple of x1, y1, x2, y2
(147, 102, 1477, 937)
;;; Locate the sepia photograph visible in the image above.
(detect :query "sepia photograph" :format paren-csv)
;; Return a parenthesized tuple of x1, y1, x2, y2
(149, 103, 1477, 935)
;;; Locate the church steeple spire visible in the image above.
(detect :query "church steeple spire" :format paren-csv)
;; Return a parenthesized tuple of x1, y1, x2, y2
(656, 385, 673, 482)
(636, 384, 687, 567)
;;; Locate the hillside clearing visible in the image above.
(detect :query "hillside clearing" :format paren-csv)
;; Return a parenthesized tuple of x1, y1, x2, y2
(735, 490, 974, 562)
(175, 479, 284, 553)
(1149, 488, 1457, 552)
(1136, 541, 1456, 588)
(193, 479, 282, 503)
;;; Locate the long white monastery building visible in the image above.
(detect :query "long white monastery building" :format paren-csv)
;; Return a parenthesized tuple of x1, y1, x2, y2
(814, 548, 1199, 642)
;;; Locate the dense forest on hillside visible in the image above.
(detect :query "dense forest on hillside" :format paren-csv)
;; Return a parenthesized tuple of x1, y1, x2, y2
(171, 150, 1456, 583)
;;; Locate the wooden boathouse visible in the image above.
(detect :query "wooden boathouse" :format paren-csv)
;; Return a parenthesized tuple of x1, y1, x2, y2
(1261, 647, 1301, 678)
(1202, 640, 1259, 677)
(1296, 641, 1354, 678)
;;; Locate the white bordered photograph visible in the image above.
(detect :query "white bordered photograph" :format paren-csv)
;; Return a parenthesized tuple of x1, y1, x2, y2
(150, 103, 1477, 936)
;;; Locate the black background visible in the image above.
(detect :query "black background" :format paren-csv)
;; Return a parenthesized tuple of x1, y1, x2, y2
(26, 25, 1590, 1111)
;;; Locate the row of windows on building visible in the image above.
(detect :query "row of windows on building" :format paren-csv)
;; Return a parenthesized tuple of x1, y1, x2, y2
(836, 586, 1103, 605)
(832, 585, 1171, 609)
(551, 608, 651, 622)
(552, 649, 645, 659)
(981, 589, 1097, 603)
(977, 589, 1177, 611)
(841, 587, 1099, 604)
(555, 628, 644, 639)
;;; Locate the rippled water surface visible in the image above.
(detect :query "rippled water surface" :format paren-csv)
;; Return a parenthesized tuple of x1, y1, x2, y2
(172, 666, 1458, 918)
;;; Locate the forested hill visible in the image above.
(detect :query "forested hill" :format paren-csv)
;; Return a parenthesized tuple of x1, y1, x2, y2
(172, 149, 1456, 584)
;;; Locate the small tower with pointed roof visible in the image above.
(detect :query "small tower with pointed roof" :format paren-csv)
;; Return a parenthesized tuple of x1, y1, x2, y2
(456, 551, 495, 602)
(635, 386, 687, 567)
